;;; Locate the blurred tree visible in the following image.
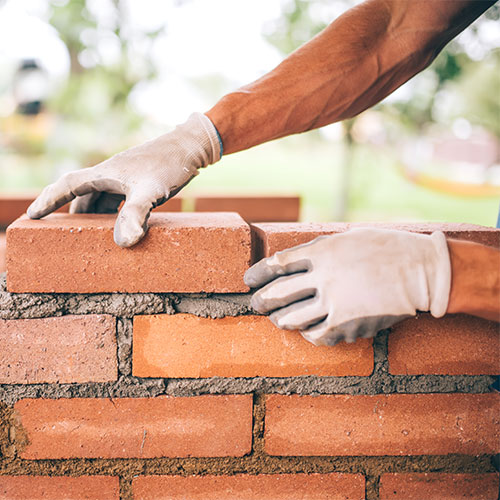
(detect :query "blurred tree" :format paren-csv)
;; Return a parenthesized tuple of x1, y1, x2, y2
(264, 0, 499, 211)
(46, 0, 164, 164)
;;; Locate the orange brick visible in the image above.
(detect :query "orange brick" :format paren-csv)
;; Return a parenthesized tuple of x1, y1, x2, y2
(379, 473, 499, 499)
(0, 315, 117, 384)
(6, 213, 251, 293)
(15, 395, 252, 459)
(132, 473, 365, 500)
(194, 195, 300, 222)
(133, 314, 373, 378)
(251, 222, 500, 259)
(265, 394, 500, 456)
(0, 232, 5, 273)
(0, 476, 119, 500)
(389, 314, 500, 375)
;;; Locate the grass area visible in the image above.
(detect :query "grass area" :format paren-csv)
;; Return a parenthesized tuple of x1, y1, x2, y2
(185, 134, 499, 227)
(1, 134, 498, 227)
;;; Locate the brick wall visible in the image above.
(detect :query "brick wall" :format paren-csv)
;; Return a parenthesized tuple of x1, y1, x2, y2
(0, 213, 499, 500)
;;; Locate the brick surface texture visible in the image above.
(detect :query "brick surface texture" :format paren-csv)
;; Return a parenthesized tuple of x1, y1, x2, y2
(0, 476, 119, 500)
(379, 473, 500, 499)
(133, 314, 373, 378)
(0, 315, 117, 384)
(195, 195, 300, 222)
(14, 395, 253, 459)
(389, 313, 500, 375)
(265, 394, 500, 456)
(132, 473, 365, 500)
(6, 212, 251, 293)
(252, 222, 500, 258)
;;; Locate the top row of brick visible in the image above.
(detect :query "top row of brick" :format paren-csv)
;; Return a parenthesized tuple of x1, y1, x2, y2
(5, 213, 500, 293)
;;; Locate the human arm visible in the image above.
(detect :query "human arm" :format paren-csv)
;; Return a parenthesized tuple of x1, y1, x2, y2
(447, 239, 500, 322)
(244, 229, 499, 346)
(207, 0, 496, 154)
(28, 0, 496, 247)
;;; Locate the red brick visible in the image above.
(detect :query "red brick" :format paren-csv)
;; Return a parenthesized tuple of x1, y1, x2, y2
(133, 314, 373, 378)
(251, 222, 500, 259)
(389, 313, 500, 375)
(0, 476, 119, 500)
(6, 212, 251, 293)
(379, 473, 499, 499)
(0, 232, 5, 273)
(15, 395, 252, 459)
(194, 195, 300, 222)
(0, 315, 117, 384)
(265, 394, 500, 456)
(132, 473, 365, 500)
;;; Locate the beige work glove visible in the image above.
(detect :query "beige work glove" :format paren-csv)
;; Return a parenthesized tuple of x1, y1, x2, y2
(27, 113, 222, 247)
(244, 228, 451, 346)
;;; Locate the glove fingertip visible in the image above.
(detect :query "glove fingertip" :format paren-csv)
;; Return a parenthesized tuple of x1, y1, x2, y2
(113, 219, 146, 248)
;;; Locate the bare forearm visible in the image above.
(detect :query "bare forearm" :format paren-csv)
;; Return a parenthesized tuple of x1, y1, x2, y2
(207, 0, 495, 154)
(447, 239, 500, 322)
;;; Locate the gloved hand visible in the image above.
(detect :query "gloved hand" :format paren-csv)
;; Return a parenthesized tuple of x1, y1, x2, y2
(244, 228, 451, 346)
(27, 112, 222, 247)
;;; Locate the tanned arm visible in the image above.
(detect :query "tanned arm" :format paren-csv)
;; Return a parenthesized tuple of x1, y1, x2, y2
(447, 239, 500, 322)
(207, 0, 496, 154)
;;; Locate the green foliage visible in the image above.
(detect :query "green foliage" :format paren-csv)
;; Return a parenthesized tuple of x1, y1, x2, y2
(453, 51, 500, 137)
(264, 0, 330, 55)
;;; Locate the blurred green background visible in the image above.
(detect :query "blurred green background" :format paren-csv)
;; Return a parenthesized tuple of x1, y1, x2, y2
(0, 0, 499, 226)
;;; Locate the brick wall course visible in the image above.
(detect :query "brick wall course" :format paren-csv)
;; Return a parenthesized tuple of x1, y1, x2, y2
(0, 476, 120, 500)
(0, 315, 117, 384)
(132, 473, 365, 500)
(0, 218, 498, 499)
(6, 213, 251, 293)
(252, 222, 500, 259)
(14, 395, 253, 459)
(379, 473, 499, 499)
(265, 393, 500, 456)
(132, 314, 373, 378)
(389, 313, 500, 375)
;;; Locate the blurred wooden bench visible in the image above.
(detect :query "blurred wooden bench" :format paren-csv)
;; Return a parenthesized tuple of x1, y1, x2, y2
(194, 195, 300, 222)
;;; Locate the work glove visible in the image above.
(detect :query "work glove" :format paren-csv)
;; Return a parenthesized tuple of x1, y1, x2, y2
(27, 112, 222, 247)
(244, 228, 451, 346)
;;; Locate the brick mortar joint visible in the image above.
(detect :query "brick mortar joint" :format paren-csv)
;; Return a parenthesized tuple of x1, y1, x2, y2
(0, 455, 496, 476)
(0, 374, 495, 406)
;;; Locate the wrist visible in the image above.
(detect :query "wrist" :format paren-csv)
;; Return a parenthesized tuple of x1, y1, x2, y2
(446, 238, 500, 321)
(175, 112, 222, 168)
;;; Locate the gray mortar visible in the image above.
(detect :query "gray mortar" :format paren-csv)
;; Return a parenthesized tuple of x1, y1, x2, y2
(175, 293, 253, 318)
(0, 274, 252, 320)
(0, 274, 496, 405)
(0, 377, 166, 406)
(117, 318, 133, 376)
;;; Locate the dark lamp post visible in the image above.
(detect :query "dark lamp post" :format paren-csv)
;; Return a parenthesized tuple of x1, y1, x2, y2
(13, 59, 49, 115)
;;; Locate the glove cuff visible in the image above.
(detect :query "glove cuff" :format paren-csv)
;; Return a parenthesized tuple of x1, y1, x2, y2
(428, 231, 452, 318)
(184, 112, 222, 167)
